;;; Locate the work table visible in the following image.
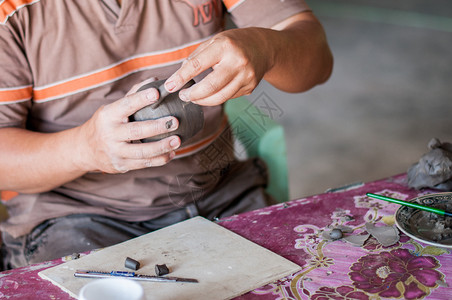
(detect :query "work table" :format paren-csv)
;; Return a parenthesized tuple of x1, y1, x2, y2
(0, 173, 450, 299)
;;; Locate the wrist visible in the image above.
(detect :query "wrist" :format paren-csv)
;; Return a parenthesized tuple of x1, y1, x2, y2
(70, 123, 97, 174)
(248, 27, 280, 79)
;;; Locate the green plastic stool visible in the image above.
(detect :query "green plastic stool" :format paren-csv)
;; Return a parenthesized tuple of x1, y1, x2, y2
(224, 96, 289, 203)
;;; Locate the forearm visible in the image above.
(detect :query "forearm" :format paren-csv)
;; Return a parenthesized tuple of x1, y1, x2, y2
(0, 127, 87, 194)
(264, 13, 333, 93)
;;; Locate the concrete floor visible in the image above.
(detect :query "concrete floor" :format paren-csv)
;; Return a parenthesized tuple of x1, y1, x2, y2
(249, 0, 452, 199)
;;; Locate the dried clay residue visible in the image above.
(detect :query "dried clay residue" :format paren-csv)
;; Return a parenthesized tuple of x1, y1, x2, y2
(413, 203, 452, 243)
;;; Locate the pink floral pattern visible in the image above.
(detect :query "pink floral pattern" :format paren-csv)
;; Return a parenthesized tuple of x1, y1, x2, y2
(354, 189, 408, 210)
(363, 235, 410, 251)
(349, 249, 443, 299)
(311, 286, 369, 300)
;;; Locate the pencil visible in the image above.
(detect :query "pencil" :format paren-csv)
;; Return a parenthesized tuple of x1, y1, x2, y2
(366, 193, 452, 217)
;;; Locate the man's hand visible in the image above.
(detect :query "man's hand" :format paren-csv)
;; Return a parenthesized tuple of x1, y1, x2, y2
(164, 27, 270, 106)
(164, 12, 333, 106)
(0, 82, 182, 193)
(79, 85, 181, 174)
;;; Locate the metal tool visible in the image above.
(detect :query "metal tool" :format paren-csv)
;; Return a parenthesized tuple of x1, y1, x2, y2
(74, 270, 198, 283)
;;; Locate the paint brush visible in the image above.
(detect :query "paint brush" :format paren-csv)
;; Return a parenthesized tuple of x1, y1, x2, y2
(366, 193, 452, 217)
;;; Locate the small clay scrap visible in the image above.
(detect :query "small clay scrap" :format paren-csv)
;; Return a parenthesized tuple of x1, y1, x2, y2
(125, 257, 141, 271)
(322, 225, 353, 241)
(322, 222, 399, 247)
(329, 229, 343, 240)
(365, 222, 399, 247)
(416, 209, 452, 243)
(334, 225, 354, 233)
(155, 264, 170, 276)
(342, 232, 371, 247)
(342, 215, 354, 222)
(407, 138, 452, 190)
(71, 253, 80, 260)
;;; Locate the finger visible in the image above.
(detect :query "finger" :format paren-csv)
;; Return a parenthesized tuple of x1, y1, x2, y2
(126, 77, 158, 96)
(119, 117, 179, 142)
(124, 151, 177, 171)
(164, 40, 220, 93)
(189, 75, 252, 106)
(185, 38, 213, 61)
(109, 88, 159, 122)
(226, 77, 256, 100)
(228, 88, 249, 101)
(119, 136, 181, 164)
(178, 66, 235, 103)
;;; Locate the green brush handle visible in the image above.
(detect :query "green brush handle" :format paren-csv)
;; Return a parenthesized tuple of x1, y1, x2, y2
(366, 193, 452, 217)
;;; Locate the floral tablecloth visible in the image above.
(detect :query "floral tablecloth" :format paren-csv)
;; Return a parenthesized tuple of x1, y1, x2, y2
(0, 174, 450, 299)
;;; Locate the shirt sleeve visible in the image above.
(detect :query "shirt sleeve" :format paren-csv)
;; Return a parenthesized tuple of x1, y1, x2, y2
(0, 24, 33, 128)
(223, 0, 311, 28)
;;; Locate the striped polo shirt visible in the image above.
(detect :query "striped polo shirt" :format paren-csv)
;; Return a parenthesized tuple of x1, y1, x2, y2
(0, 0, 308, 237)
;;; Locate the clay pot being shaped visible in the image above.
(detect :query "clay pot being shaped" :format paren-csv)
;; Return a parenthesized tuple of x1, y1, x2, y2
(130, 79, 204, 145)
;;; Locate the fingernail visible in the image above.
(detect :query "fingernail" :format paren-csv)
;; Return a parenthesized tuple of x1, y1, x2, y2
(179, 89, 190, 102)
(170, 138, 180, 149)
(165, 80, 176, 92)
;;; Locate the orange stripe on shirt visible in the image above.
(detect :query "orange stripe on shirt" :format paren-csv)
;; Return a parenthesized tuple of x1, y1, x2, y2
(0, 85, 32, 103)
(175, 115, 228, 157)
(33, 42, 202, 103)
(223, 0, 243, 10)
(0, 0, 39, 24)
(1, 190, 18, 201)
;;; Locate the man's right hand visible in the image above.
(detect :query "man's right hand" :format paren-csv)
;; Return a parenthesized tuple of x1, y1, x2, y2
(79, 87, 181, 174)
